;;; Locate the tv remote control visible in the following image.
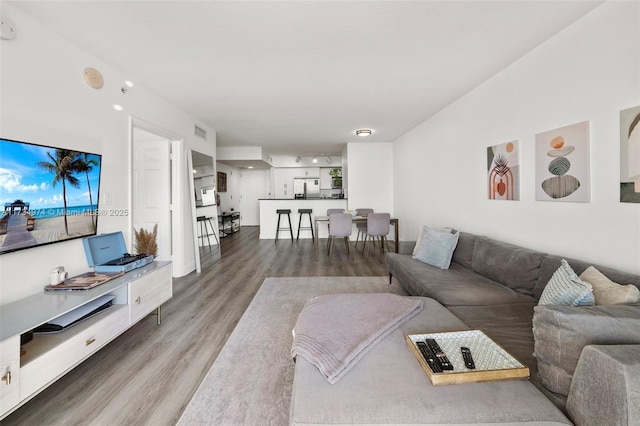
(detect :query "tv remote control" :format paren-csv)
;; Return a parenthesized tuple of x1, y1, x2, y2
(416, 341, 442, 373)
(461, 347, 475, 369)
(425, 339, 453, 370)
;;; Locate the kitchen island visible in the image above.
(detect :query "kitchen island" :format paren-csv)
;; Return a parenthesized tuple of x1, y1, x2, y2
(258, 198, 347, 239)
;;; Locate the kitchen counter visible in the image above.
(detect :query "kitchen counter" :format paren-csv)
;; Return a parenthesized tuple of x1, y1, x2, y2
(259, 198, 347, 239)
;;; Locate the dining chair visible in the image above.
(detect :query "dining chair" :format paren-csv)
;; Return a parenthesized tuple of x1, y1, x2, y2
(326, 208, 344, 236)
(327, 213, 352, 255)
(363, 213, 391, 255)
(354, 208, 374, 249)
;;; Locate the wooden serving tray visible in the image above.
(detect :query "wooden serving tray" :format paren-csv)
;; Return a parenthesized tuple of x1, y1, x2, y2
(406, 330, 529, 385)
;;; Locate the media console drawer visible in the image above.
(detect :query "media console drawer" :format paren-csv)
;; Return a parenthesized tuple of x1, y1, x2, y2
(129, 264, 172, 323)
(19, 305, 129, 398)
(0, 336, 20, 417)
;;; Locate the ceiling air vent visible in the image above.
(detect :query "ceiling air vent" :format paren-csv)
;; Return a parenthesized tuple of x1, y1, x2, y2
(194, 125, 207, 140)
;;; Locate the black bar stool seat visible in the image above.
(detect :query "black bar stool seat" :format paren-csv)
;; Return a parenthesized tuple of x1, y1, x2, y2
(275, 209, 293, 243)
(297, 208, 314, 241)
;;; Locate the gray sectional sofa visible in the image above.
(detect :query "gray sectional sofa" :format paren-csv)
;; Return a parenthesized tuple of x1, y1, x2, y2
(386, 231, 640, 425)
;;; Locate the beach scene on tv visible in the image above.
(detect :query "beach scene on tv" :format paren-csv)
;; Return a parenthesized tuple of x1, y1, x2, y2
(0, 138, 102, 254)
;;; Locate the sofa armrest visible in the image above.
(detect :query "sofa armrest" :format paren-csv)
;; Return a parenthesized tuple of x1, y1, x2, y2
(567, 344, 640, 426)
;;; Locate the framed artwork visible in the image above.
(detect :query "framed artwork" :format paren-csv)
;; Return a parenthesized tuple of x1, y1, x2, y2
(487, 140, 519, 201)
(217, 171, 227, 193)
(535, 121, 590, 202)
(620, 105, 640, 203)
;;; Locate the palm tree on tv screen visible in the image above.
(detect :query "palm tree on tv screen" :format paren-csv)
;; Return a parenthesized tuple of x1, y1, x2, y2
(37, 149, 82, 236)
(77, 153, 98, 230)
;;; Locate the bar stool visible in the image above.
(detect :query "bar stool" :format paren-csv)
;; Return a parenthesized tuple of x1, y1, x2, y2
(296, 208, 314, 241)
(275, 209, 293, 243)
(197, 216, 219, 247)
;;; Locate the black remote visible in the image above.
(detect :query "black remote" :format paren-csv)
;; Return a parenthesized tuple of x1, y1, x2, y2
(416, 341, 442, 373)
(461, 347, 475, 369)
(425, 339, 453, 370)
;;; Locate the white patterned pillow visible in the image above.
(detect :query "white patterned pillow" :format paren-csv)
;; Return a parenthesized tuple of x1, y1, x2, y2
(539, 259, 595, 306)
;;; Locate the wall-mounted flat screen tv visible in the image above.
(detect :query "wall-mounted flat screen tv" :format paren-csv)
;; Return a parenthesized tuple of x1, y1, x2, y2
(0, 137, 102, 255)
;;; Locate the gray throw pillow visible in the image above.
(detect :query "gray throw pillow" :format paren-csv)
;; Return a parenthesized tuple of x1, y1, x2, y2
(538, 259, 594, 306)
(533, 304, 640, 396)
(412, 227, 459, 269)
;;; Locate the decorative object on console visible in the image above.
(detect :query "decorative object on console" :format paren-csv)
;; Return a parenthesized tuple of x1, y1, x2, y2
(538, 259, 594, 307)
(412, 226, 459, 269)
(487, 140, 519, 200)
(535, 121, 590, 202)
(134, 223, 158, 257)
(620, 105, 640, 203)
(45, 271, 124, 291)
(83, 231, 153, 273)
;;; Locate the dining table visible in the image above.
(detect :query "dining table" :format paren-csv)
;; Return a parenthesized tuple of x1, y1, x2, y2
(313, 215, 399, 254)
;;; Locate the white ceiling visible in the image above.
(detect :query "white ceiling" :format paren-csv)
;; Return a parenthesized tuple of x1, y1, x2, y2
(9, 1, 602, 159)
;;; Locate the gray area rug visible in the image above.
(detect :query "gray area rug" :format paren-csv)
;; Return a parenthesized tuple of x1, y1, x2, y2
(178, 276, 405, 425)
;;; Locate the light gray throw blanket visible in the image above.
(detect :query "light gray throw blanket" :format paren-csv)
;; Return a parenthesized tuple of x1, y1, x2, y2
(291, 293, 423, 384)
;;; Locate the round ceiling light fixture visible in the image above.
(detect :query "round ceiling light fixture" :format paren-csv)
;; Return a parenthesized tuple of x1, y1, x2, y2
(355, 129, 372, 137)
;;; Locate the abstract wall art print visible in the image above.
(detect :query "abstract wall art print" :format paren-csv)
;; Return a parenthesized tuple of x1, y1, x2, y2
(620, 106, 640, 203)
(535, 121, 590, 202)
(487, 140, 519, 200)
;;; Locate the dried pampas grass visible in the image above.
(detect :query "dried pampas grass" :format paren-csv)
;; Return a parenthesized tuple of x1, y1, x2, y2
(134, 224, 158, 257)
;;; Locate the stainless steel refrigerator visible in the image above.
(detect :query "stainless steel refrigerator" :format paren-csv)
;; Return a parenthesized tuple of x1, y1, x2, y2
(293, 178, 320, 199)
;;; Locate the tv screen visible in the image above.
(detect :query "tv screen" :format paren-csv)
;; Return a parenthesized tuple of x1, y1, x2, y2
(0, 137, 102, 255)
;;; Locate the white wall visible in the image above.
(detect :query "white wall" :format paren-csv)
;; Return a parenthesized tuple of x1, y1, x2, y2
(216, 163, 242, 215)
(393, 2, 640, 274)
(0, 5, 215, 304)
(346, 143, 394, 214)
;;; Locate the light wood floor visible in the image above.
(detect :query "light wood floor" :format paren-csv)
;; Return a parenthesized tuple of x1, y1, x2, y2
(2, 226, 390, 426)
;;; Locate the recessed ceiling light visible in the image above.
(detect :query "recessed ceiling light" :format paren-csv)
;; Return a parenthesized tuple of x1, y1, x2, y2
(124, 80, 134, 88)
(355, 129, 372, 137)
(113, 104, 123, 111)
(312, 157, 318, 163)
(248, 166, 254, 169)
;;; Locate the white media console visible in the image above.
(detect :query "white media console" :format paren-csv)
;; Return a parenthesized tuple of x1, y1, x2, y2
(0, 261, 172, 419)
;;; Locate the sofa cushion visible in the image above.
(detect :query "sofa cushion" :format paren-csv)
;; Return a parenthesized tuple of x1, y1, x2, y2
(566, 345, 640, 426)
(387, 253, 535, 306)
(538, 259, 594, 307)
(534, 255, 640, 301)
(451, 231, 476, 269)
(472, 236, 545, 298)
(532, 304, 640, 397)
(579, 266, 640, 305)
(412, 227, 459, 269)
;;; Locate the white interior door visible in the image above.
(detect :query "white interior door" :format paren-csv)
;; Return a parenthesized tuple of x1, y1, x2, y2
(133, 136, 171, 261)
(240, 169, 268, 226)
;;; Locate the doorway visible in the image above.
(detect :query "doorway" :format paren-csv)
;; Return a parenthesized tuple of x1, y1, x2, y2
(131, 123, 177, 272)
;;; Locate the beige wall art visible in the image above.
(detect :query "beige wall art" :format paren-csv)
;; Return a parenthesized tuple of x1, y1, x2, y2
(487, 140, 519, 201)
(535, 121, 590, 202)
(620, 105, 640, 203)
